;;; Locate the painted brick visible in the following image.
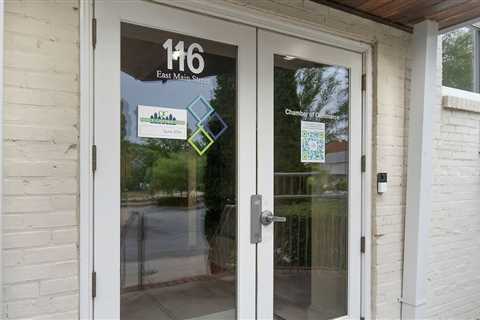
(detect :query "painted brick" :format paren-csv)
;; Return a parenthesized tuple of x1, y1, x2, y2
(5, 294, 78, 319)
(3, 231, 51, 249)
(4, 160, 77, 178)
(4, 282, 39, 301)
(23, 244, 77, 265)
(51, 228, 78, 245)
(30, 311, 78, 320)
(3, 1, 80, 319)
(424, 41, 480, 318)
(4, 105, 78, 127)
(4, 178, 78, 196)
(4, 195, 76, 213)
(3, 261, 77, 285)
(40, 277, 78, 296)
(3, 250, 23, 267)
(4, 141, 78, 161)
(5, 69, 78, 93)
(4, 212, 77, 231)
(3, 124, 78, 144)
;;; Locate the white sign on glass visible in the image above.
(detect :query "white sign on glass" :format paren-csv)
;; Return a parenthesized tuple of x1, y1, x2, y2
(137, 105, 187, 140)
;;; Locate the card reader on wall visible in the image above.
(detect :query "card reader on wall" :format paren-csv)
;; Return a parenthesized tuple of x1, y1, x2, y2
(377, 173, 387, 194)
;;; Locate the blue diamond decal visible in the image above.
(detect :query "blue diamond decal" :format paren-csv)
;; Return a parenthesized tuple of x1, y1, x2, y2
(203, 112, 228, 140)
(186, 96, 214, 123)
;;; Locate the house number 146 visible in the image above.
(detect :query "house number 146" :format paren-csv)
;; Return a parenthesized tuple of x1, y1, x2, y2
(162, 39, 205, 74)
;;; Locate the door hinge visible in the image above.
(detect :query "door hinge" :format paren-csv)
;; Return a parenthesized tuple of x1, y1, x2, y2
(361, 155, 366, 172)
(92, 144, 97, 173)
(361, 74, 366, 91)
(92, 271, 97, 298)
(361, 236, 366, 253)
(92, 18, 97, 49)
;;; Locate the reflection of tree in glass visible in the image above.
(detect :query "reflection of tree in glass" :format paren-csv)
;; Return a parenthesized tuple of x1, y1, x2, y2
(275, 65, 301, 172)
(295, 67, 349, 141)
(442, 28, 474, 91)
(204, 73, 236, 241)
(274, 65, 349, 173)
(121, 98, 190, 196)
(146, 152, 205, 195)
(273, 63, 350, 275)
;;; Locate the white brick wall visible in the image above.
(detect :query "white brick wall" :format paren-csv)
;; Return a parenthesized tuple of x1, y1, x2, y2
(3, 1, 79, 319)
(3, 1, 478, 320)
(426, 43, 480, 318)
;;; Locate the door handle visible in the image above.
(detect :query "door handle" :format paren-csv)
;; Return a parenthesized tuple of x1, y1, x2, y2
(260, 210, 286, 226)
(251, 195, 263, 244)
(251, 195, 287, 244)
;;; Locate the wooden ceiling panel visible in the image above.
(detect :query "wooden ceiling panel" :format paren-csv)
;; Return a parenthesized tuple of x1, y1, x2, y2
(439, 6, 480, 29)
(357, 0, 393, 12)
(371, 0, 420, 17)
(427, 0, 479, 20)
(391, 0, 454, 25)
(312, 0, 480, 31)
(336, 0, 371, 6)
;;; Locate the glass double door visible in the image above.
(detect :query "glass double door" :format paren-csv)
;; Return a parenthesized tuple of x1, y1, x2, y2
(94, 1, 362, 319)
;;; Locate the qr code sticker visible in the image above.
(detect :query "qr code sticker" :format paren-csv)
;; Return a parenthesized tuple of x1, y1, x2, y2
(301, 121, 325, 163)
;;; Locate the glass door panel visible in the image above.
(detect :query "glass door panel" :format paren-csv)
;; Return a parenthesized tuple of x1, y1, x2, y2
(257, 30, 362, 320)
(273, 55, 349, 320)
(94, 2, 256, 319)
(120, 23, 238, 320)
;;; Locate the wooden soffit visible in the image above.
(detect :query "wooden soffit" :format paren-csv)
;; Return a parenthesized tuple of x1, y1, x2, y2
(312, 0, 480, 32)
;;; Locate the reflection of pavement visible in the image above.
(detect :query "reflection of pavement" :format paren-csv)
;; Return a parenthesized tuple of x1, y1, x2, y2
(123, 205, 209, 260)
(122, 205, 211, 287)
(121, 276, 235, 320)
(121, 269, 345, 320)
(274, 268, 347, 320)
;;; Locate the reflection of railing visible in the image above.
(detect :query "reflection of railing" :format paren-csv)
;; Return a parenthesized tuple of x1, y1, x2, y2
(274, 209, 347, 271)
(121, 211, 145, 290)
(275, 214, 311, 268)
(274, 171, 348, 271)
(275, 172, 320, 198)
(274, 171, 347, 199)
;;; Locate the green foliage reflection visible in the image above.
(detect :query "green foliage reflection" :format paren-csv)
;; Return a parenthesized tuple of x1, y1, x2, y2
(443, 27, 474, 91)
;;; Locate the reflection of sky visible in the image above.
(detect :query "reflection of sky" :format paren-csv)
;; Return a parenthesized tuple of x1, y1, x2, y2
(295, 66, 349, 140)
(295, 66, 348, 115)
(121, 72, 217, 143)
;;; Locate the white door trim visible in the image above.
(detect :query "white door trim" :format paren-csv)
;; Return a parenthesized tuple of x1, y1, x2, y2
(79, 0, 94, 318)
(361, 49, 373, 320)
(0, 0, 5, 314)
(79, 1, 373, 318)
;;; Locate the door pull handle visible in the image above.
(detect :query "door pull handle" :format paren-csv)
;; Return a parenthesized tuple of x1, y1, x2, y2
(260, 210, 286, 226)
(251, 195, 287, 244)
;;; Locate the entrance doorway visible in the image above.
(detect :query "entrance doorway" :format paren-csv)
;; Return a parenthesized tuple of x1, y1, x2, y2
(93, 1, 363, 319)
(257, 30, 363, 320)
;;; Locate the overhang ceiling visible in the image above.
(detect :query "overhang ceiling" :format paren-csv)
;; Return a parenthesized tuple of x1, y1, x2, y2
(312, 0, 480, 32)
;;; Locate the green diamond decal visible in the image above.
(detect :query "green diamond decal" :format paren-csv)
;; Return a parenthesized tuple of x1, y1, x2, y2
(188, 126, 214, 156)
